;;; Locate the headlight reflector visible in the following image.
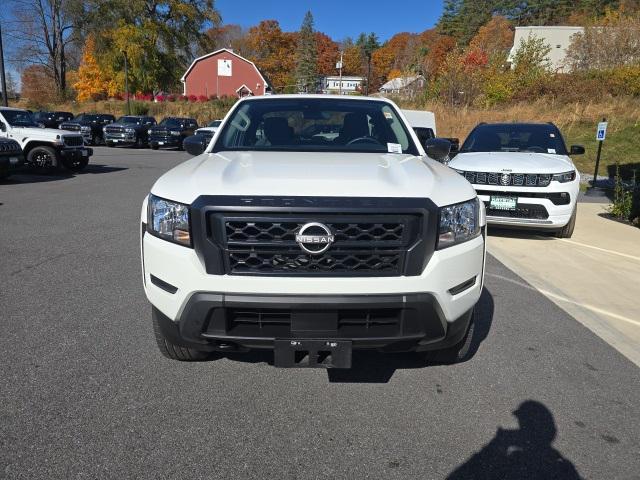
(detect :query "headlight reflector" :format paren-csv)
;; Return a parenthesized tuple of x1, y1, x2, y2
(551, 171, 576, 183)
(170, 130, 181, 136)
(148, 194, 191, 247)
(438, 198, 480, 249)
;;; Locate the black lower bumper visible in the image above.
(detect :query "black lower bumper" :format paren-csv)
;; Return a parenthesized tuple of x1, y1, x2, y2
(149, 138, 182, 148)
(59, 147, 93, 159)
(153, 292, 473, 355)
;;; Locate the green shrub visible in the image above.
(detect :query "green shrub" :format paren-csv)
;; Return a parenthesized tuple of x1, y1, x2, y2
(130, 101, 150, 116)
(609, 164, 634, 220)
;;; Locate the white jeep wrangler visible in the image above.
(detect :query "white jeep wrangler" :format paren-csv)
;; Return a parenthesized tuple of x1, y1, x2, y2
(141, 95, 486, 368)
(0, 107, 92, 172)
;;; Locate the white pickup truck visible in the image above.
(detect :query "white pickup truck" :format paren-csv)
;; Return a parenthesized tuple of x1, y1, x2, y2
(141, 95, 486, 368)
(0, 107, 92, 172)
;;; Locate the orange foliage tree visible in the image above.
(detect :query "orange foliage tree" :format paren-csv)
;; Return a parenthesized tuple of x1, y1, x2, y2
(246, 20, 297, 92)
(468, 16, 514, 57)
(316, 32, 339, 76)
(21, 65, 56, 107)
(74, 35, 109, 101)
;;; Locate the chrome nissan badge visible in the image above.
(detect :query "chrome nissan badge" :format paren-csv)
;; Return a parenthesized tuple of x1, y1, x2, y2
(295, 222, 335, 255)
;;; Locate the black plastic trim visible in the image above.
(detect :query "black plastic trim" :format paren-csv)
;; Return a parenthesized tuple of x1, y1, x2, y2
(448, 276, 476, 295)
(150, 274, 178, 294)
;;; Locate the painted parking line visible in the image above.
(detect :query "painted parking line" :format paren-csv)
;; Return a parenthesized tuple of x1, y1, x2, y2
(487, 272, 640, 328)
(557, 239, 640, 262)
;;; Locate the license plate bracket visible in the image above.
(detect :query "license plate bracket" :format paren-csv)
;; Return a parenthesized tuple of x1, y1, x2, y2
(274, 339, 352, 368)
(490, 195, 518, 210)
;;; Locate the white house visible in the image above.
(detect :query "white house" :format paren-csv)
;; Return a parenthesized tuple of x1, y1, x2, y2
(508, 26, 584, 72)
(321, 76, 365, 94)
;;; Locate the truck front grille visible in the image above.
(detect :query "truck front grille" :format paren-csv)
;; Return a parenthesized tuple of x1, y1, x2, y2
(62, 136, 84, 147)
(458, 170, 552, 187)
(191, 196, 437, 278)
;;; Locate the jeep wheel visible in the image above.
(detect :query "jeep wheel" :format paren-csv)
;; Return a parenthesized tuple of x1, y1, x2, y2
(152, 309, 210, 361)
(555, 206, 577, 238)
(26, 146, 59, 173)
(61, 154, 89, 172)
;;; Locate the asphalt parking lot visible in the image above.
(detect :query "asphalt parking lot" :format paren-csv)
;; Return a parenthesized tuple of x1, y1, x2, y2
(1, 147, 639, 479)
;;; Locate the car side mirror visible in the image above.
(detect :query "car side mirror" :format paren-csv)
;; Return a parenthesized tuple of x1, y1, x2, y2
(183, 135, 208, 156)
(570, 145, 585, 155)
(424, 138, 452, 162)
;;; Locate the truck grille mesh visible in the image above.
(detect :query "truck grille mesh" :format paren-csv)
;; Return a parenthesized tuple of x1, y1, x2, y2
(458, 170, 551, 187)
(62, 136, 84, 147)
(214, 214, 420, 276)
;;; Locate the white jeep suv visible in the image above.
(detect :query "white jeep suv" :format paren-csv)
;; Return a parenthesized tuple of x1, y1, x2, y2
(449, 123, 583, 238)
(0, 107, 92, 172)
(141, 95, 486, 368)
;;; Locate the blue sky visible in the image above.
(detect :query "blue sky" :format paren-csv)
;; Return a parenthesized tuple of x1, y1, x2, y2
(215, 0, 445, 41)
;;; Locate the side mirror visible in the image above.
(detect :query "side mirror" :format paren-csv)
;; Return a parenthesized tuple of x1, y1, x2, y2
(443, 137, 460, 154)
(424, 138, 452, 162)
(570, 145, 585, 155)
(183, 134, 208, 156)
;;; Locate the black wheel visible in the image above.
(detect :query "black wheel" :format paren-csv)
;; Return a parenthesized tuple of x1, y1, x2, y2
(106, 141, 114, 148)
(420, 308, 476, 365)
(555, 206, 577, 238)
(151, 144, 159, 150)
(152, 309, 210, 361)
(61, 154, 89, 172)
(26, 146, 59, 173)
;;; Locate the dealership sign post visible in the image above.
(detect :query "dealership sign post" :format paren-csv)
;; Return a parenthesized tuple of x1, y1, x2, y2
(591, 118, 607, 190)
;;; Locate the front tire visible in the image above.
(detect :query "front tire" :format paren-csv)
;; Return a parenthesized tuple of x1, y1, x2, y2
(555, 205, 577, 238)
(152, 309, 210, 361)
(26, 146, 59, 173)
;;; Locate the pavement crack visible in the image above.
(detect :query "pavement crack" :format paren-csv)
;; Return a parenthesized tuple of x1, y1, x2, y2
(10, 252, 69, 276)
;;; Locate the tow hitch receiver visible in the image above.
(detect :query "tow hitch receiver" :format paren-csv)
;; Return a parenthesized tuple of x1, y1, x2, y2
(274, 340, 352, 368)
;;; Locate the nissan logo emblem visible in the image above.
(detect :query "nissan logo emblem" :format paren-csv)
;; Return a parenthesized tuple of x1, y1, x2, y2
(295, 222, 335, 255)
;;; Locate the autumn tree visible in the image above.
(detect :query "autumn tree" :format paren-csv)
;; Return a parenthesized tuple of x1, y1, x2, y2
(422, 34, 457, 77)
(295, 11, 318, 93)
(341, 40, 364, 76)
(316, 32, 339, 76)
(205, 24, 251, 57)
(21, 65, 56, 107)
(246, 20, 296, 92)
(74, 35, 107, 101)
(468, 16, 514, 58)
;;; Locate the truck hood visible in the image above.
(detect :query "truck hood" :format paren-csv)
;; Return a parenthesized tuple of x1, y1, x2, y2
(12, 126, 82, 141)
(151, 151, 476, 207)
(449, 151, 576, 174)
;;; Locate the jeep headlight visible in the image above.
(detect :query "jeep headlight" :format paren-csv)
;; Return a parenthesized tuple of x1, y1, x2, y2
(147, 194, 191, 247)
(169, 130, 181, 136)
(437, 198, 480, 249)
(551, 171, 576, 183)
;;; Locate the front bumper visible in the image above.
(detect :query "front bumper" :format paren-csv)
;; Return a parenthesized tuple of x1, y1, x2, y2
(59, 147, 93, 160)
(105, 133, 137, 145)
(152, 293, 475, 354)
(149, 135, 182, 148)
(142, 228, 485, 352)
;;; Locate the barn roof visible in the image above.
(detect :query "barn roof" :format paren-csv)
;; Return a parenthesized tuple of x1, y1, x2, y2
(180, 48, 270, 89)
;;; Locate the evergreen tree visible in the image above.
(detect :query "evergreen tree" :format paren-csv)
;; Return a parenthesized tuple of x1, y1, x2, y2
(295, 11, 318, 93)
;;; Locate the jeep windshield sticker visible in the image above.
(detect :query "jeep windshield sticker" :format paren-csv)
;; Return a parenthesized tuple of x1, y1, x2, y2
(548, 148, 556, 154)
(387, 143, 402, 154)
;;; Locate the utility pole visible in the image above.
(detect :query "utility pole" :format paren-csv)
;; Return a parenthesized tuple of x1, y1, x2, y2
(0, 22, 8, 107)
(123, 51, 130, 115)
(338, 51, 343, 95)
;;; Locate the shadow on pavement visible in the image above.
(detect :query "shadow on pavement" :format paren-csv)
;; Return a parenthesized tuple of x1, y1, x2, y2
(446, 400, 583, 480)
(78, 164, 128, 174)
(0, 164, 127, 185)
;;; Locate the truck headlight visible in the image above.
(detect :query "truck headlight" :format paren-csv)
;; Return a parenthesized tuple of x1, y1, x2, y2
(148, 129, 153, 135)
(551, 171, 576, 183)
(125, 127, 135, 133)
(169, 130, 181, 136)
(147, 194, 191, 247)
(437, 198, 480, 249)
(103, 127, 107, 133)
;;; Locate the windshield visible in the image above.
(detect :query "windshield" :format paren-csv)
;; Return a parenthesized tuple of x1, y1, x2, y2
(208, 120, 222, 128)
(1, 109, 39, 127)
(117, 116, 143, 125)
(460, 124, 567, 155)
(160, 118, 182, 128)
(213, 98, 418, 154)
(74, 114, 100, 122)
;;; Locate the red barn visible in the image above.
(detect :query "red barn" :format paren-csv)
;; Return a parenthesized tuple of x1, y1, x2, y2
(181, 48, 270, 98)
